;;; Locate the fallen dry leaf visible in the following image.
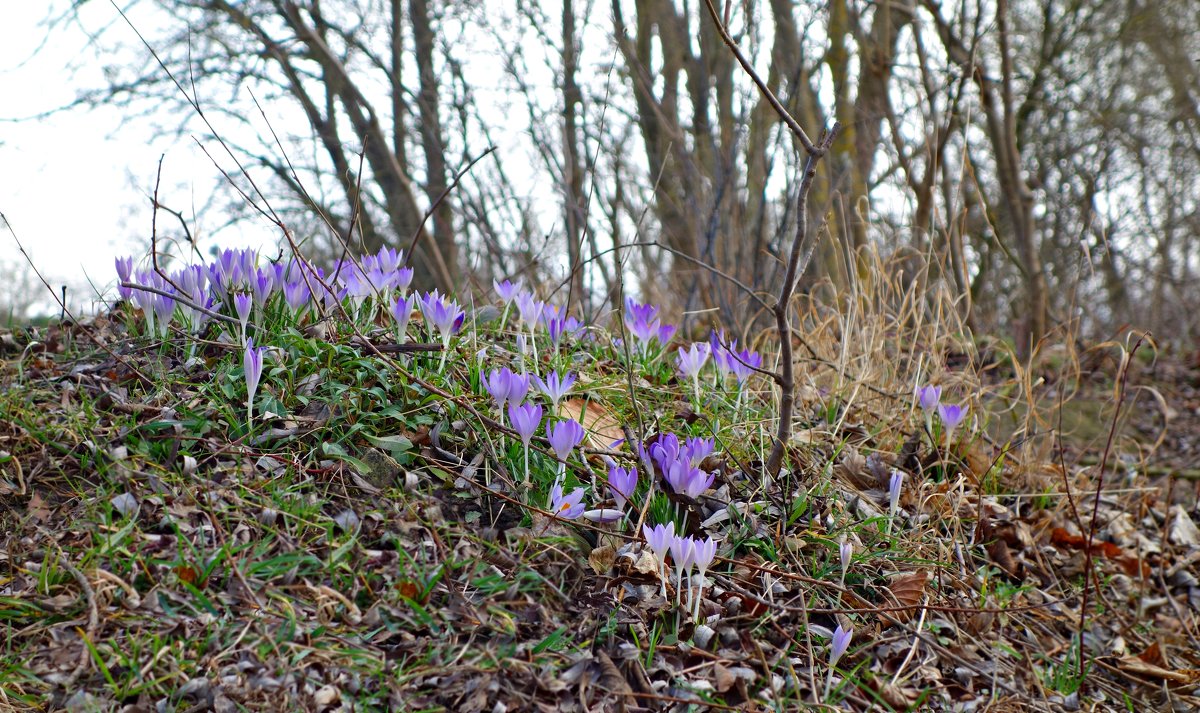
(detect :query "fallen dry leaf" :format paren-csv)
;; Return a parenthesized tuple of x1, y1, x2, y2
(588, 545, 616, 575)
(1117, 656, 1200, 685)
(1050, 527, 1149, 576)
(560, 397, 624, 449)
(883, 570, 928, 625)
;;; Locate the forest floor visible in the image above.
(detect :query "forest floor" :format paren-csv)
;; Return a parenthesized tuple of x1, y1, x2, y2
(2, 270, 1199, 712)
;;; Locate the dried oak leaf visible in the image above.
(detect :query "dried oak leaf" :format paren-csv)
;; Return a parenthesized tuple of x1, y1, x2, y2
(560, 398, 624, 449)
(882, 570, 929, 625)
(589, 545, 616, 575)
(1117, 655, 1200, 686)
(1050, 528, 1148, 576)
(1138, 642, 1166, 666)
(986, 538, 1023, 581)
(862, 674, 921, 709)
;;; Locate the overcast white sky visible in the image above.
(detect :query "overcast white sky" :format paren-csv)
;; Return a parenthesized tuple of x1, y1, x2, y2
(0, 3, 268, 318)
(0, 3, 568, 319)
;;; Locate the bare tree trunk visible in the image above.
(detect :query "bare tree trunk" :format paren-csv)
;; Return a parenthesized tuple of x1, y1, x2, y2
(411, 0, 457, 292)
(991, 0, 1047, 352)
(562, 0, 587, 311)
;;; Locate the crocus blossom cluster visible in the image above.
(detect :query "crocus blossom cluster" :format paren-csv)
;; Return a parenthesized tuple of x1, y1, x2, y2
(541, 304, 585, 349)
(642, 523, 718, 616)
(420, 290, 465, 370)
(623, 298, 676, 354)
(485, 367, 531, 413)
(116, 247, 426, 345)
(496, 287, 587, 367)
(710, 330, 763, 384)
(125, 268, 178, 338)
(640, 433, 716, 499)
(914, 382, 970, 443)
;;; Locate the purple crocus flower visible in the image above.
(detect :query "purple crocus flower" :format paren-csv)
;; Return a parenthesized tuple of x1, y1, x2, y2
(824, 623, 854, 697)
(692, 536, 716, 581)
(544, 309, 584, 348)
(546, 418, 584, 463)
(391, 294, 413, 342)
(508, 402, 543, 444)
(623, 298, 674, 354)
(393, 266, 414, 294)
(829, 624, 853, 667)
(677, 343, 711, 403)
(642, 521, 675, 597)
(269, 261, 288, 292)
(534, 370, 576, 410)
(420, 290, 466, 336)
(515, 291, 544, 329)
(371, 247, 403, 274)
(887, 468, 905, 534)
(173, 265, 206, 297)
(937, 402, 968, 433)
(420, 290, 465, 369)
(129, 271, 158, 332)
(690, 535, 717, 617)
(670, 534, 697, 607)
(670, 534, 696, 573)
(210, 249, 237, 293)
(485, 369, 509, 409)
(547, 483, 586, 520)
(683, 436, 714, 465)
(915, 384, 942, 412)
(711, 330, 760, 382)
(340, 268, 372, 307)
(178, 275, 213, 331)
(608, 465, 638, 509)
(709, 330, 730, 373)
(624, 294, 681, 352)
(114, 256, 134, 300)
(244, 337, 266, 422)
(486, 367, 530, 412)
(648, 433, 681, 473)
(839, 538, 853, 583)
(664, 461, 714, 499)
(728, 347, 762, 384)
(676, 343, 710, 378)
(251, 267, 273, 306)
(234, 292, 253, 341)
(493, 278, 523, 304)
(508, 401, 543, 484)
(623, 298, 657, 336)
(643, 522, 676, 560)
(283, 278, 310, 312)
(152, 293, 176, 336)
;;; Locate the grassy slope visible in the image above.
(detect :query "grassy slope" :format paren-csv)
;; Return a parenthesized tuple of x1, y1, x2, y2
(1, 266, 1198, 712)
